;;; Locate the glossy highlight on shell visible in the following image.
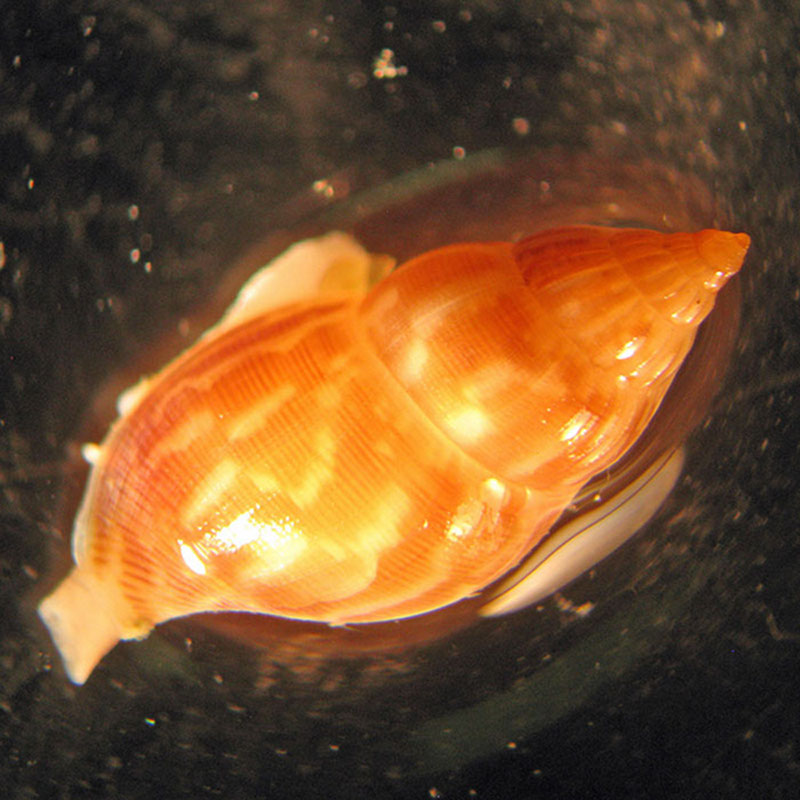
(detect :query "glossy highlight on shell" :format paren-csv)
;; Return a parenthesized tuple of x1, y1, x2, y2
(38, 225, 750, 684)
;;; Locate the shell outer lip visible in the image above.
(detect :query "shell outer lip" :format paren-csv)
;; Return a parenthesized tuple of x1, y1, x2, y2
(480, 448, 685, 617)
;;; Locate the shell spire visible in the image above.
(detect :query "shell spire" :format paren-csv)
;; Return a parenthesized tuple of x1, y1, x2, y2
(510, 226, 750, 388)
(514, 226, 749, 327)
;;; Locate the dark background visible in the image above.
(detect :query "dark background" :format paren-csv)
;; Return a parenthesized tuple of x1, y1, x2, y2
(2, 1, 799, 798)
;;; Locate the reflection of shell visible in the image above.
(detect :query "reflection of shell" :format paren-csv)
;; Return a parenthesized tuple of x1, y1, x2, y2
(38, 225, 750, 684)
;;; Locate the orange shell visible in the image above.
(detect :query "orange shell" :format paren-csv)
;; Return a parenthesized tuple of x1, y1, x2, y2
(38, 225, 750, 683)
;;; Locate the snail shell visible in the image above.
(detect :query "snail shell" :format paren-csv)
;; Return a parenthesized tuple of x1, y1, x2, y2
(38, 225, 750, 684)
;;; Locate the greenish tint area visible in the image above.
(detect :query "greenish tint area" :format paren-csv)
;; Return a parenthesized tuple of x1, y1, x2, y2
(126, 632, 205, 687)
(407, 580, 690, 773)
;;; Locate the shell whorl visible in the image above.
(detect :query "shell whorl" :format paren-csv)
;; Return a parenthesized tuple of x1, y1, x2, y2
(361, 226, 749, 489)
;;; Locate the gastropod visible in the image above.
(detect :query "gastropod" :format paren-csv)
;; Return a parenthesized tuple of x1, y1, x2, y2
(38, 225, 750, 684)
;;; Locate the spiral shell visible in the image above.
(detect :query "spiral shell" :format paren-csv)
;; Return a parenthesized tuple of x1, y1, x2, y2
(38, 225, 749, 683)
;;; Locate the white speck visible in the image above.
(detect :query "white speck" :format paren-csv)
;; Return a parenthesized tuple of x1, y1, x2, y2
(312, 179, 335, 198)
(81, 442, 102, 464)
(482, 477, 507, 502)
(372, 49, 407, 79)
(560, 409, 597, 443)
(445, 521, 468, 542)
(512, 117, 531, 136)
(615, 337, 640, 360)
(179, 541, 207, 575)
(214, 510, 265, 551)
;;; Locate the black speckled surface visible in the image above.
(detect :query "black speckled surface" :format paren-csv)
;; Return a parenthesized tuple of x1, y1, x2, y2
(2, 2, 799, 798)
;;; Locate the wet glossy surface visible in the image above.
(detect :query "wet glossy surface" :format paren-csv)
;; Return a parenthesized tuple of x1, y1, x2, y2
(37, 226, 747, 684)
(2, 2, 799, 798)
